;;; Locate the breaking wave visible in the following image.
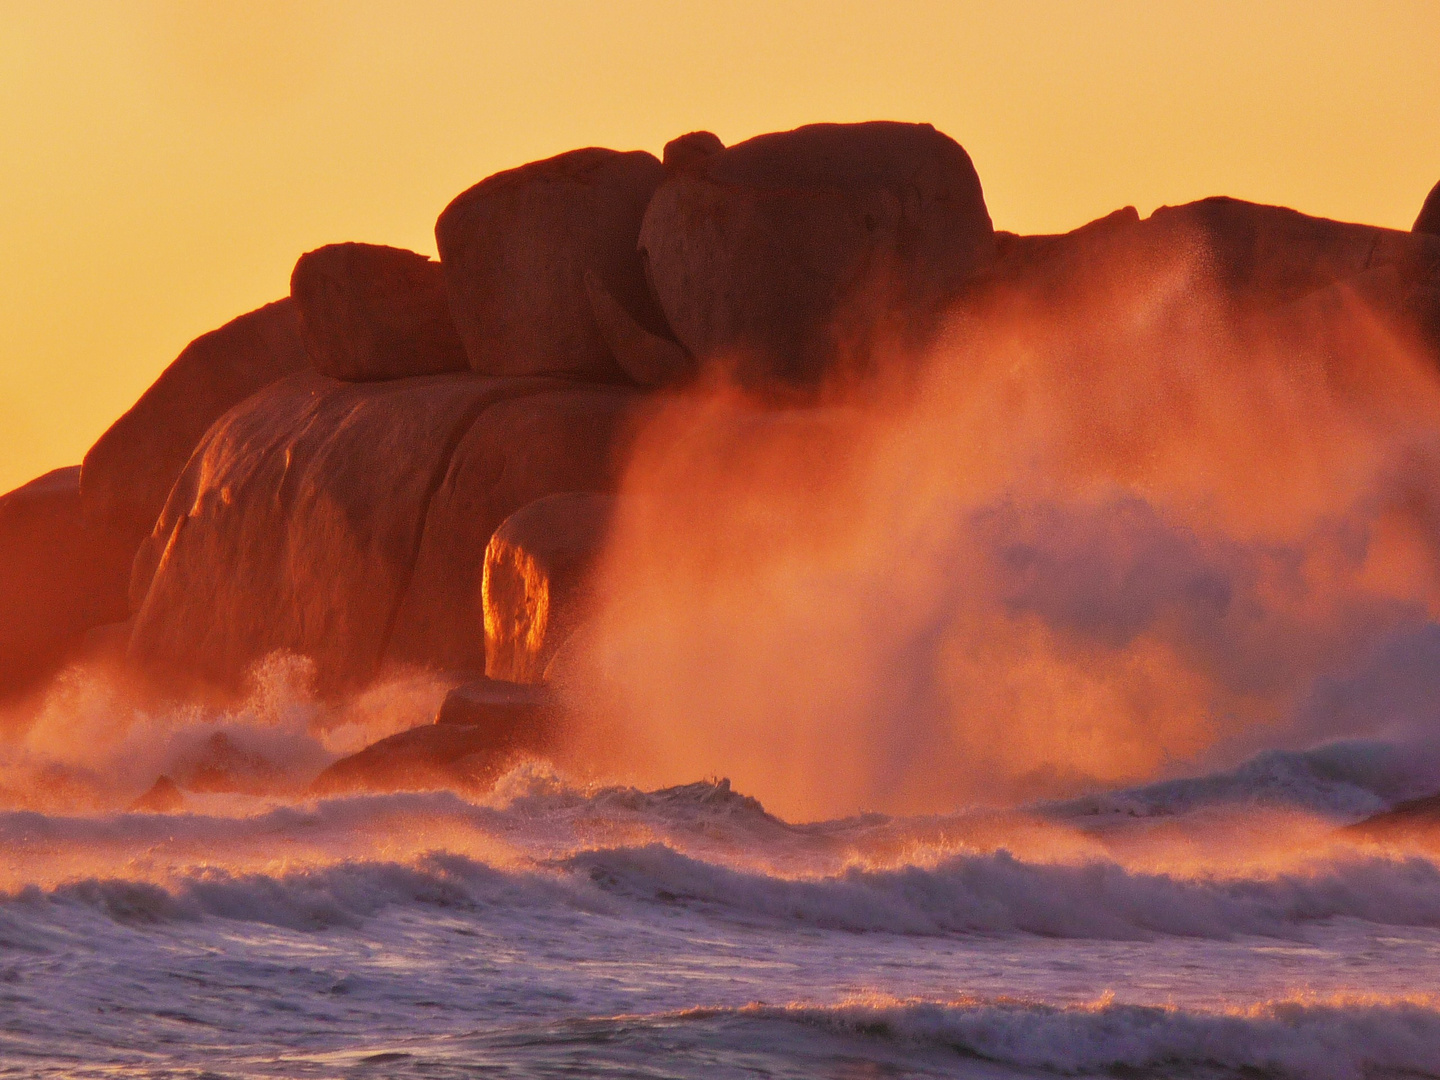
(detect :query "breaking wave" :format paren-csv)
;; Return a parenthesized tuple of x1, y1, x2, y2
(7, 780, 1440, 942)
(675, 996, 1440, 1080)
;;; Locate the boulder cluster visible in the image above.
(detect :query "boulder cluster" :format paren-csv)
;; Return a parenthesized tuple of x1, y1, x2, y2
(4, 121, 1440, 793)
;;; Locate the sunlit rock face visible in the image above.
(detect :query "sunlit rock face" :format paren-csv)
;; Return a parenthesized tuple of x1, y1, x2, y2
(0, 467, 132, 700)
(124, 370, 643, 695)
(79, 298, 309, 554)
(126, 372, 546, 695)
(436, 147, 670, 381)
(384, 386, 644, 676)
(31, 125, 1440, 818)
(289, 242, 469, 381)
(482, 493, 615, 684)
(639, 121, 996, 389)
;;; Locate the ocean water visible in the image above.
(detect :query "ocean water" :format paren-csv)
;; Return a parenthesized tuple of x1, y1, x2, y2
(6, 738, 1440, 1079)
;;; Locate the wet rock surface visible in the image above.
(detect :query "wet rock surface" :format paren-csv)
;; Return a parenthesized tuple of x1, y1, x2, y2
(311, 713, 556, 795)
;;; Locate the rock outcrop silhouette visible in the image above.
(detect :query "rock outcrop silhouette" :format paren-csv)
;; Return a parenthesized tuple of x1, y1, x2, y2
(1416, 179, 1440, 236)
(4, 119, 1435, 787)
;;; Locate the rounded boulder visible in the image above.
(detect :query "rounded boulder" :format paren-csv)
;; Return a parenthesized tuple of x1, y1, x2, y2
(290, 242, 469, 381)
(638, 121, 996, 387)
(436, 147, 668, 381)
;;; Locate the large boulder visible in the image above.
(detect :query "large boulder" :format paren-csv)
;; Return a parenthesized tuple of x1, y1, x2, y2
(1416, 180, 1440, 236)
(290, 243, 469, 381)
(126, 372, 556, 695)
(385, 385, 645, 676)
(638, 121, 996, 388)
(482, 493, 616, 683)
(0, 467, 133, 700)
(435, 147, 669, 381)
(80, 299, 309, 552)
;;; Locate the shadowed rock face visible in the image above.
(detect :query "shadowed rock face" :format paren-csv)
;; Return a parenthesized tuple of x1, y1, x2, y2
(436, 147, 669, 381)
(0, 467, 133, 700)
(584, 270, 695, 387)
(385, 386, 645, 676)
(1416, 180, 1440, 236)
(662, 130, 724, 171)
(80, 299, 309, 554)
(987, 199, 1440, 308)
(483, 493, 616, 683)
(290, 243, 469, 381)
(127, 372, 553, 695)
(639, 121, 996, 388)
(130, 775, 183, 813)
(436, 677, 554, 727)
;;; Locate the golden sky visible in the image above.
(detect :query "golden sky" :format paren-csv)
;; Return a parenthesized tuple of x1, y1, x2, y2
(2, 0, 1438, 496)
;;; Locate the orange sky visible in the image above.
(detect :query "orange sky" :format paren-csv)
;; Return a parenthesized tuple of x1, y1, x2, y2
(2, 0, 1438, 497)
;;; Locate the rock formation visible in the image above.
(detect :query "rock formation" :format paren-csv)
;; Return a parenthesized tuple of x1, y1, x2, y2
(311, 706, 556, 794)
(661, 130, 724, 172)
(384, 385, 644, 676)
(5, 120, 1437, 792)
(290, 242, 469, 380)
(0, 467, 133, 700)
(1146, 196, 1440, 312)
(482, 492, 616, 683)
(436, 147, 670, 381)
(639, 121, 996, 388)
(128, 372, 550, 693)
